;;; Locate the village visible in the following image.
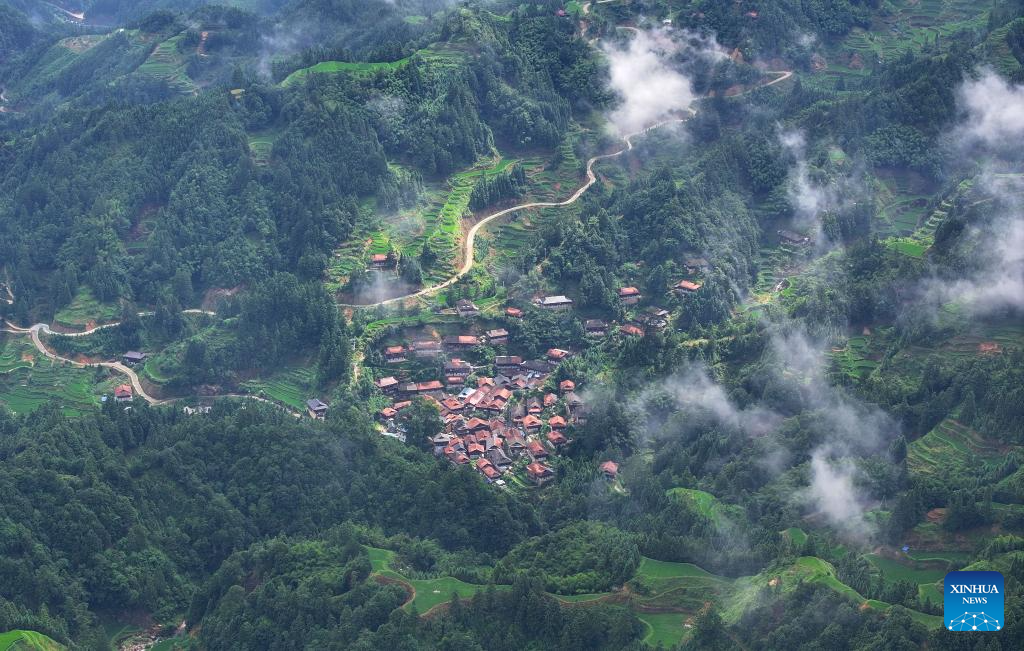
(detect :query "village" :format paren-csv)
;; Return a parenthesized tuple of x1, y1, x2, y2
(353, 257, 726, 490)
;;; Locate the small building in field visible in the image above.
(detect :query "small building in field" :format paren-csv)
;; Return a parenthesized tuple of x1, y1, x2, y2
(618, 287, 642, 305)
(306, 398, 328, 419)
(619, 324, 644, 337)
(456, 299, 480, 318)
(778, 229, 810, 246)
(411, 340, 443, 357)
(384, 345, 407, 363)
(505, 307, 523, 318)
(547, 348, 569, 361)
(444, 358, 473, 377)
(600, 460, 619, 480)
(114, 384, 133, 403)
(370, 253, 391, 269)
(122, 351, 146, 366)
(443, 335, 481, 350)
(495, 355, 524, 373)
(684, 257, 710, 275)
(674, 280, 702, 294)
(375, 376, 400, 395)
(486, 328, 509, 345)
(526, 461, 555, 486)
(535, 295, 573, 311)
(584, 319, 608, 337)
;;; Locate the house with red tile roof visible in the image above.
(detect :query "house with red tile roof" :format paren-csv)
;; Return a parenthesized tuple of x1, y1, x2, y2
(375, 376, 399, 394)
(546, 348, 569, 361)
(522, 414, 543, 432)
(546, 430, 568, 447)
(620, 324, 644, 337)
(443, 335, 481, 350)
(114, 384, 133, 402)
(618, 286, 642, 305)
(600, 460, 619, 479)
(505, 306, 523, 318)
(548, 415, 566, 429)
(527, 439, 548, 459)
(526, 462, 554, 485)
(559, 379, 575, 393)
(674, 280, 702, 293)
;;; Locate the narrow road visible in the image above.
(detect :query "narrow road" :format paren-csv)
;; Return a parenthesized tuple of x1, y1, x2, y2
(340, 67, 792, 309)
(340, 116, 692, 308)
(26, 323, 166, 404)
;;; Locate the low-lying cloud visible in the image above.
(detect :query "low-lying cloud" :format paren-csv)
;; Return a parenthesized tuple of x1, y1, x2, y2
(603, 29, 720, 135)
(921, 70, 1024, 316)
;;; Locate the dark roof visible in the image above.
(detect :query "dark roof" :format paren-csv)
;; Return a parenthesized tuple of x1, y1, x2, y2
(307, 398, 328, 411)
(523, 359, 556, 374)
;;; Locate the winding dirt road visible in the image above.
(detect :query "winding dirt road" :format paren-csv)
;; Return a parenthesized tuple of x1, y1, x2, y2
(1, 310, 305, 415)
(340, 116, 692, 308)
(340, 65, 790, 309)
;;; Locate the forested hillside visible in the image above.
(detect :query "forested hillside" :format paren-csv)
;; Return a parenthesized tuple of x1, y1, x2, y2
(1, 0, 1023, 649)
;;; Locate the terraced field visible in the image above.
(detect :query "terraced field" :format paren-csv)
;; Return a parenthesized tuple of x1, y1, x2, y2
(240, 366, 317, 411)
(53, 287, 120, 329)
(247, 132, 279, 166)
(281, 45, 465, 87)
(828, 331, 886, 381)
(136, 33, 196, 95)
(908, 418, 1004, 478)
(0, 335, 115, 415)
(0, 630, 64, 651)
(839, 0, 988, 64)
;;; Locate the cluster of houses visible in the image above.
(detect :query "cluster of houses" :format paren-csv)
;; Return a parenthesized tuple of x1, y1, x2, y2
(374, 334, 591, 486)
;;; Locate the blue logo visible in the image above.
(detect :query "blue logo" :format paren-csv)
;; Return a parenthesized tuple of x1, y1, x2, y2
(944, 571, 1004, 631)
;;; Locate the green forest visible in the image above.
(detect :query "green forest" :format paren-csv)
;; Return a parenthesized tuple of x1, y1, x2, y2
(1, 0, 1024, 649)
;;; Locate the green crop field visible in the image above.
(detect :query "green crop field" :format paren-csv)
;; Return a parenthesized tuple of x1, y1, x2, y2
(783, 527, 808, 547)
(54, 287, 120, 329)
(0, 630, 64, 651)
(908, 419, 1005, 479)
(666, 487, 732, 522)
(865, 553, 949, 585)
(0, 335, 116, 416)
(240, 366, 317, 411)
(365, 546, 499, 613)
(136, 33, 196, 95)
(280, 58, 411, 86)
(638, 612, 689, 648)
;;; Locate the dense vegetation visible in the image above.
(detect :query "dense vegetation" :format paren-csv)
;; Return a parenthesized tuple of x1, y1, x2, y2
(1, 0, 1023, 649)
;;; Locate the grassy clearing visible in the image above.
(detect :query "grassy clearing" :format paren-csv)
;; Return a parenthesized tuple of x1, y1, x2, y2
(638, 612, 689, 648)
(783, 527, 808, 547)
(0, 630, 64, 651)
(666, 487, 730, 523)
(365, 546, 498, 613)
(54, 287, 120, 328)
(865, 553, 949, 585)
(281, 45, 465, 87)
(725, 556, 941, 629)
(281, 58, 410, 86)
